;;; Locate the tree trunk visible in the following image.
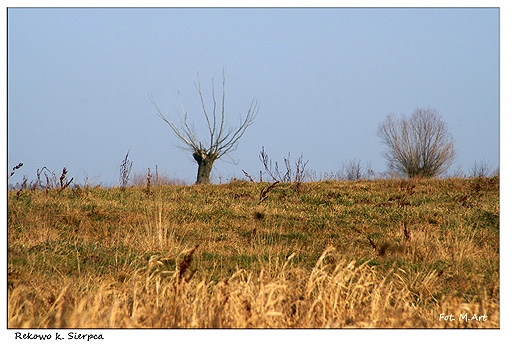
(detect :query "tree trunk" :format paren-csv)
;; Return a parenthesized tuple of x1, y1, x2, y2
(193, 148, 216, 185)
(195, 159, 215, 184)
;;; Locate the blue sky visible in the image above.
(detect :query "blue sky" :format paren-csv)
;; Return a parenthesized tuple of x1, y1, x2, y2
(7, 7, 500, 186)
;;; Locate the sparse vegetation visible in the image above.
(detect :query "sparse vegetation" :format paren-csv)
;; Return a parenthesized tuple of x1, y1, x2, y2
(259, 146, 308, 184)
(132, 166, 188, 188)
(8, 176, 499, 328)
(469, 160, 498, 178)
(10, 166, 74, 193)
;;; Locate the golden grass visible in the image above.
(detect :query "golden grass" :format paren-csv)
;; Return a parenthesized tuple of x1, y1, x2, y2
(8, 177, 499, 328)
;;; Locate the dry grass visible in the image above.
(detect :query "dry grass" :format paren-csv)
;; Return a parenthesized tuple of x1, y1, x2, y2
(7, 177, 499, 328)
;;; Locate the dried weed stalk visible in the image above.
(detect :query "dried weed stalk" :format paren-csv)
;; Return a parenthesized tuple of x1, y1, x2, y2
(58, 167, 74, 192)
(259, 146, 308, 184)
(259, 181, 279, 204)
(177, 245, 199, 284)
(8, 162, 23, 180)
(119, 150, 133, 190)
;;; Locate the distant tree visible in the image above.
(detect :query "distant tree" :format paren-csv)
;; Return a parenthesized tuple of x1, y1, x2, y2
(377, 107, 456, 178)
(152, 70, 258, 184)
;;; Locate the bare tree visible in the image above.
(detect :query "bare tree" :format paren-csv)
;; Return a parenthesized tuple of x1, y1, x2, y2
(377, 107, 455, 178)
(151, 71, 259, 184)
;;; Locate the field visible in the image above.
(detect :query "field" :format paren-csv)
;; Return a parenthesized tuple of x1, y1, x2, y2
(7, 177, 499, 328)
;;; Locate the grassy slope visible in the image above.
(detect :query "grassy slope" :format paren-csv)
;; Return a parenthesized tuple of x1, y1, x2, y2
(7, 177, 499, 328)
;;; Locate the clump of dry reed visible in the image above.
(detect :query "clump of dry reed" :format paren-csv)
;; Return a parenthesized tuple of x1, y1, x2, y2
(8, 246, 498, 328)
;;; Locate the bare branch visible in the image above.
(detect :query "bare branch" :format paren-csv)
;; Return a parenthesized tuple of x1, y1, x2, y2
(217, 99, 258, 158)
(195, 72, 215, 147)
(150, 95, 199, 150)
(214, 68, 226, 150)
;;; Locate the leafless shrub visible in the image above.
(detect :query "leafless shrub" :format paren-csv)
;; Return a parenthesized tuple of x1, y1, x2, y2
(294, 154, 308, 187)
(377, 107, 455, 178)
(259, 146, 281, 182)
(469, 160, 494, 178)
(259, 146, 308, 184)
(346, 159, 363, 180)
(335, 159, 365, 181)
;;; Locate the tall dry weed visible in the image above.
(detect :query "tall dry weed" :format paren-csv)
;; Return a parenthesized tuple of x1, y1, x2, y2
(8, 245, 498, 328)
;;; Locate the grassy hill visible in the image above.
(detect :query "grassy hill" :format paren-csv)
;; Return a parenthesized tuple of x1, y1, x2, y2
(7, 177, 499, 328)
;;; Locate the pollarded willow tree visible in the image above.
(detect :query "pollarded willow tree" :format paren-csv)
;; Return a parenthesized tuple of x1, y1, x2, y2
(151, 71, 259, 184)
(377, 107, 456, 178)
